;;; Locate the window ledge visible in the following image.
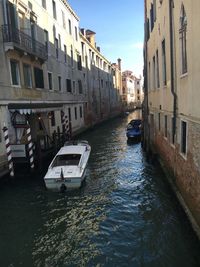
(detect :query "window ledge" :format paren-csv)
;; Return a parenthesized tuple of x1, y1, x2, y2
(180, 72, 188, 79)
(170, 143, 175, 149)
(180, 152, 187, 160)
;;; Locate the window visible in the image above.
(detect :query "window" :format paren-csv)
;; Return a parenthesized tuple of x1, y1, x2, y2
(148, 61, 151, 90)
(10, 60, 20, 86)
(88, 49, 91, 63)
(42, 0, 46, 9)
(103, 61, 107, 71)
(78, 80, 83, 94)
(73, 81, 76, 93)
(66, 79, 72, 93)
(74, 107, 77, 120)
(52, 0, 57, 19)
(81, 42, 85, 61)
(48, 72, 53, 90)
(58, 76, 61, 91)
(80, 106, 82, 118)
(34, 67, 44, 88)
(53, 25, 56, 38)
(58, 34, 61, 49)
(156, 49, 160, 88)
(180, 5, 187, 74)
(23, 64, 32, 88)
(146, 18, 150, 41)
(171, 117, 175, 144)
(153, 0, 156, 21)
(50, 111, 55, 126)
(101, 79, 103, 88)
(75, 26, 78, 41)
(181, 120, 187, 154)
(158, 113, 161, 131)
(70, 46, 73, 66)
(164, 115, 168, 138)
(44, 30, 48, 52)
(64, 45, 67, 63)
(55, 38, 58, 59)
(162, 39, 167, 85)
(68, 19, 72, 35)
(77, 55, 82, 70)
(28, 1, 32, 10)
(96, 55, 99, 67)
(153, 55, 156, 89)
(62, 10, 66, 29)
(150, 3, 154, 31)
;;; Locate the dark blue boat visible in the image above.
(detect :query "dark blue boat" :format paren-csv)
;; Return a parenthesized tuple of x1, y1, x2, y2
(126, 119, 142, 140)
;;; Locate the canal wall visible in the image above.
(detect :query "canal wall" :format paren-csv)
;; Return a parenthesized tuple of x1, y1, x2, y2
(150, 126, 200, 240)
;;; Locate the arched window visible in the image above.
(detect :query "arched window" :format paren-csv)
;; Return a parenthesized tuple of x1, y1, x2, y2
(179, 5, 187, 74)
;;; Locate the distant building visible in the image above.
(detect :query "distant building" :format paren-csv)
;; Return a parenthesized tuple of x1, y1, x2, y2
(122, 71, 143, 110)
(80, 30, 122, 125)
(143, 0, 200, 238)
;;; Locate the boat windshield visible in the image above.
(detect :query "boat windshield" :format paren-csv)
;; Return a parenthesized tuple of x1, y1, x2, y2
(51, 154, 81, 167)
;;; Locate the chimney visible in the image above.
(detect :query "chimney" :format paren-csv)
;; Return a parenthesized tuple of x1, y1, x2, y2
(117, 58, 121, 71)
(81, 28, 86, 36)
(86, 29, 96, 47)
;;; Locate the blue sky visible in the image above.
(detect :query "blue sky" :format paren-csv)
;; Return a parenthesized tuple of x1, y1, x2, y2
(67, 0, 144, 78)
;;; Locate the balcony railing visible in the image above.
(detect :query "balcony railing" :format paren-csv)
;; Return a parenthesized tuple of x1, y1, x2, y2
(1, 24, 48, 61)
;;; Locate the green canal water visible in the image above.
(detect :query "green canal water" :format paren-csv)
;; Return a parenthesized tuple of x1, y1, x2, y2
(0, 111, 200, 267)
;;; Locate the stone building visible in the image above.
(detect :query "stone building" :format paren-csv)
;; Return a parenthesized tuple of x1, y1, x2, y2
(122, 70, 143, 110)
(143, 0, 200, 237)
(80, 30, 122, 126)
(0, 0, 122, 176)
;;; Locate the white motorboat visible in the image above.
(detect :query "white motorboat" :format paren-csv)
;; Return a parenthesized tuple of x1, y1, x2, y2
(44, 140, 91, 191)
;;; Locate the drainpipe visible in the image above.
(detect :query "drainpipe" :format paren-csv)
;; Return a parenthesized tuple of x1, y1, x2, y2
(143, 0, 150, 153)
(169, 0, 177, 144)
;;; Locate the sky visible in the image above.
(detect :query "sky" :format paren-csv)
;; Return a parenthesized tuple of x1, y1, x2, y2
(67, 0, 144, 78)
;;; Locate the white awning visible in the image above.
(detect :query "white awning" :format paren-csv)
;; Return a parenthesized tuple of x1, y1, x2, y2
(10, 107, 63, 114)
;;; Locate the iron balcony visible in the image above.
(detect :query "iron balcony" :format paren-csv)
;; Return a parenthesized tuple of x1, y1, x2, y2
(1, 24, 48, 62)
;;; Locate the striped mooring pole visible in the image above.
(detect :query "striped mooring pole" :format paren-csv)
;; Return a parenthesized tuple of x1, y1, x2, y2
(61, 110, 65, 132)
(2, 125, 14, 177)
(64, 114, 70, 139)
(26, 123, 34, 170)
(61, 110, 70, 140)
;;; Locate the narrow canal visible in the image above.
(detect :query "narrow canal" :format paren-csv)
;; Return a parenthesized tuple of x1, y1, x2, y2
(0, 111, 200, 267)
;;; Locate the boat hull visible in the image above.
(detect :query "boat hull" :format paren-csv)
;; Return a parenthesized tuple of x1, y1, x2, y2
(44, 168, 87, 191)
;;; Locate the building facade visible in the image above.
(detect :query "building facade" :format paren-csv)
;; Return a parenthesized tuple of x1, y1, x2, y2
(122, 70, 143, 110)
(0, 0, 122, 176)
(80, 30, 122, 126)
(143, 0, 200, 237)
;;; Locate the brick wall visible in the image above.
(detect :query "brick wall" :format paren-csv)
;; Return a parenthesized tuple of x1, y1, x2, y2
(153, 120, 200, 230)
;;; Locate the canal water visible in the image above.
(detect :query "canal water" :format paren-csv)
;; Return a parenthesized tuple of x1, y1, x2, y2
(0, 111, 200, 267)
